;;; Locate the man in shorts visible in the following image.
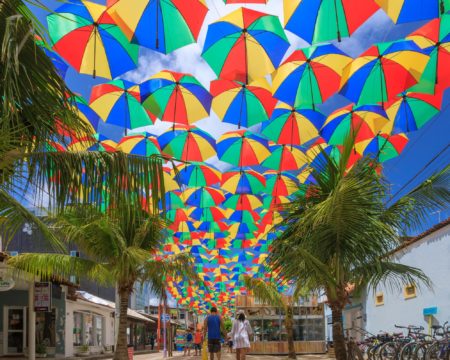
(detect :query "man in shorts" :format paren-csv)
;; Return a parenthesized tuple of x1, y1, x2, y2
(203, 306, 224, 360)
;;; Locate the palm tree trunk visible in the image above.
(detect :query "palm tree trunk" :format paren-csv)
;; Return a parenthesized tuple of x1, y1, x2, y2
(330, 304, 347, 360)
(114, 288, 130, 360)
(285, 306, 297, 359)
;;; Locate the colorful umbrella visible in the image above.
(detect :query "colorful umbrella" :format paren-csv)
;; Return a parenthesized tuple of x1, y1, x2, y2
(261, 144, 308, 171)
(68, 94, 101, 132)
(162, 166, 181, 192)
(210, 78, 277, 128)
(202, 8, 290, 83)
(158, 125, 216, 161)
(67, 133, 116, 152)
(175, 162, 221, 187)
(217, 130, 270, 166)
(35, 36, 70, 79)
(47, 0, 139, 79)
(108, 0, 208, 54)
(355, 133, 409, 162)
(160, 191, 184, 210)
(407, 14, 450, 92)
(272, 44, 352, 109)
(223, 194, 263, 210)
(375, 0, 449, 24)
(224, 0, 267, 3)
(189, 207, 230, 222)
(321, 104, 389, 146)
(284, 0, 379, 44)
(183, 187, 226, 207)
(263, 171, 299, 196)
(221, 168, 266, 194)
(261, 103, 325, 146)
(140, 70, 212, 128)
(116, 132, 161, 156)
(339, 40, 429, 107)
(90, 80, 153, 132)
(384, 91, 443, 134)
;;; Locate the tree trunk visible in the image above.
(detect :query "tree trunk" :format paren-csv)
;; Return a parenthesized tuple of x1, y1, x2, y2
(285, 306, 297, 359)
(330, 304, 347, 360)
(114, 287, 130, 360)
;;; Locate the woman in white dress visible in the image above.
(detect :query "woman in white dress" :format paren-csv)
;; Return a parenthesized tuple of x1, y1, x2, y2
(230, 311, 253, 360)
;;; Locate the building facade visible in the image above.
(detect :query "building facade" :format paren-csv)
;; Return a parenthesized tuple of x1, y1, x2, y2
(236, 293, 326, 354)
(364, 219, 450, 334)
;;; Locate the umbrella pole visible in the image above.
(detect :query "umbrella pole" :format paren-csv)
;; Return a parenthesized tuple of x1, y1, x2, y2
(440, 0, 445, 14)
(93, 24, 98, 78)
(290, 107, 296, 150)
(156, 0, 160, 50)
(124, 89, 129, 136)
(307, 64, 316, 111)
(333, 0, 341, 42)
(379, 60, 385, 108)
(238, 84, 246, 129)
(173, 84, 179, 131)
(435, 46, 440, 84)
(375, 133, 389, 161)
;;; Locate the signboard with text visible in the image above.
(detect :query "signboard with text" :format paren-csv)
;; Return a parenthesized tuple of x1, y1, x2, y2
(34, 282, 52, 312)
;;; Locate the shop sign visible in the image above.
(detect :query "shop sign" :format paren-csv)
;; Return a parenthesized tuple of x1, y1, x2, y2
(34, 282, 52, 311)
(0, 274, 15, 291)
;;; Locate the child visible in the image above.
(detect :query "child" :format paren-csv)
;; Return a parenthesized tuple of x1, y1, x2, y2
(194, 328, 203, 356)
(184, 329, 193, 356)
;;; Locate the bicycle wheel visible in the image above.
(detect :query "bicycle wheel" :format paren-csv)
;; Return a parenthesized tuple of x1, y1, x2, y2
(379, 342, 398, 360)
(400, 343, 417, 360)
(414, 343, 429, 360)
(425, 343, 441, 360)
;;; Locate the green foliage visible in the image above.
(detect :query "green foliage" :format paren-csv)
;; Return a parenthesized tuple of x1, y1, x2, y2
(223, 317, 232, 333)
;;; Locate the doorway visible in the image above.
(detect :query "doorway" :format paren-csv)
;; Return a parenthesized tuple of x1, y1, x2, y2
(3, 307, 27, 355)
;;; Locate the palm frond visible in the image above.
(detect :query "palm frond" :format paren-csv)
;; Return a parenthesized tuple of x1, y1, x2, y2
(242, 276, 285, 308)
(7, 252, 112, 285)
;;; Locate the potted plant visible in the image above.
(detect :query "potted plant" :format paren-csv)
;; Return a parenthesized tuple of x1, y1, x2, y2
(76, 344, 90, 357)
(36, 343, 47, 358)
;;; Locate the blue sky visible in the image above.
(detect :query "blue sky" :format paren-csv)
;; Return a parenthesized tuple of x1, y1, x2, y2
(31, 0, 450, 232)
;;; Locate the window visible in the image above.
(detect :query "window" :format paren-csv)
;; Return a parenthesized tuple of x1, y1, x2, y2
(73, 312, 104, 347)
(69, 251, 80, 284)
(375, 292, 384, 306)
(403, 285, 417, 299)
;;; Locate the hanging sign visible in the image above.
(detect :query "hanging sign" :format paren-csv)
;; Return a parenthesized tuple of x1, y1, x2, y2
(34, 282, 52, 311)
(0, 269, 14, 291)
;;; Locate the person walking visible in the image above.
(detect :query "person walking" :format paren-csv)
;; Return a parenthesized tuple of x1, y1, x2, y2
(194, 328, 203, 356)
(230, 311, 253, 360)
(184, 329, 193, 356)
(149, 333, 155, 350)
(203, 306, 224, 360)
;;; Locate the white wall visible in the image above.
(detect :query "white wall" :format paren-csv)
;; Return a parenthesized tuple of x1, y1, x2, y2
(65, 299, 115, 357)
(365, 224, 450, 334)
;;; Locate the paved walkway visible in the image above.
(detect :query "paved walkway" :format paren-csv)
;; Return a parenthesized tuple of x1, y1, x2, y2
(135, 351, 333, 360)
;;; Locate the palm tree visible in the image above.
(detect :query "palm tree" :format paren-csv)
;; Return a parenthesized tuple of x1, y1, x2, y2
(7, 201, 198, 360)
(0, 0, 167, 250)
(242, 276, 303, 359)
(269, 138, 450, 360)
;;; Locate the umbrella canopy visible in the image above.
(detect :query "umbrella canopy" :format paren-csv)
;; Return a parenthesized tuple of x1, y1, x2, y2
(108, 0, 208, 54)
(261, 144, 308, 171)
(355, 133, 409, 162)
(116, 132, 161, 156)
(223, 194, 263, 210)
(384, 91, 442, 134)
(90, 80, 153, 132)
(284, 0, 379, 44)
(140, 70, 212, 128)
(407, 14, 450, 92)
(47, 0, 139, 79)
(272, 44, 352, 109)
(339, 40, 429, 107)
(35, 36, 70, 79)
(263, 170, 299, 196)
(224, 0, 267, 3)
(202, 7, 290, 83)
(175, 162, 221, 187)
(221, 168, 266, 194)
(68, 94, 100, 132)
(211, 78, 276, 128)
(189, 207, 230, 222)
(321, 104, 389, 145)
(217, 130, 270, 166)
(158, 125, 216, 161)
(183, 187, 226, 207)
(160, 191, 184, 210)
(261, 103, 325, 146)
(67, 133, 116, 152)
(375, 0, 449, 24)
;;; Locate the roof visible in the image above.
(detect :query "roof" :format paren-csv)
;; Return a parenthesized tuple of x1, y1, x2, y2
(76, 291, 155, 323)
(392, 217, 450, 254)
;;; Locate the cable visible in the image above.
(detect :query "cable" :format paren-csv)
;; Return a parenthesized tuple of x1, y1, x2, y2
(387, 143, 450, 203)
